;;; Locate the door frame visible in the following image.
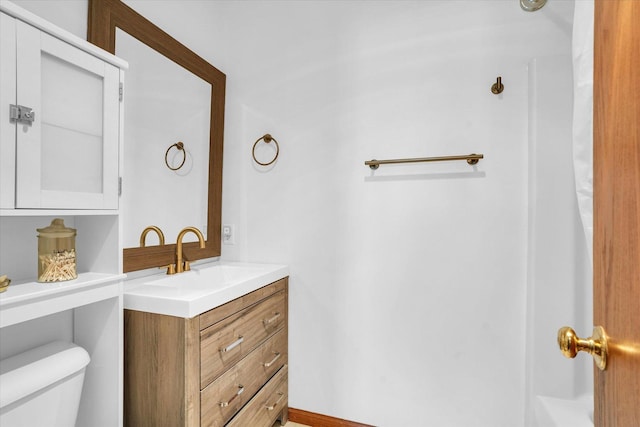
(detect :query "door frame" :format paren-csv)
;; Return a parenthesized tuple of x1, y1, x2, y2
(593, 0, 640, 425)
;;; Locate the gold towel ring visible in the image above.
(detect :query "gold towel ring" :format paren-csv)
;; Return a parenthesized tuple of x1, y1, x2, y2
(252, 134, 280, 166)
(165, 142, 186, 171)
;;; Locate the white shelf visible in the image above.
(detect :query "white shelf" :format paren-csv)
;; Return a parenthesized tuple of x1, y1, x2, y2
(0, 272, 126, 328)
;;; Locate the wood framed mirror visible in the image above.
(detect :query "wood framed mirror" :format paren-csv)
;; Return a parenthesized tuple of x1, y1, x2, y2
(87, 0, 225, 272)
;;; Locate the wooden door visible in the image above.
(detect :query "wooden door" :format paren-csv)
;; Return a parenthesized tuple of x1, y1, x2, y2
(593, 0, 640, 425)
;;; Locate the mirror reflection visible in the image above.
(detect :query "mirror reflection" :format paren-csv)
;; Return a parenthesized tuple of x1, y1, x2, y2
(117, 29, 211, 247)
(88, 0, 225, 272)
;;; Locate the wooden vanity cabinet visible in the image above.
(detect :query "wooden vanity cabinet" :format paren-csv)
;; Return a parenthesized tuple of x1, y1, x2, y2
(124, 278, 289, 427)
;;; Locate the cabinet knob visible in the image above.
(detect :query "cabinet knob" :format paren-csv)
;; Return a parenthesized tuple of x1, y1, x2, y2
(557, 325, 608, 370)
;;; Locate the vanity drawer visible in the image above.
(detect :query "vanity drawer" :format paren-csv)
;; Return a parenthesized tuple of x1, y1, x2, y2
(200, 290, 286, 387)
(226, 365, 288, 427)
(199, 279, 287, 331)
(200, 328, 288, 427)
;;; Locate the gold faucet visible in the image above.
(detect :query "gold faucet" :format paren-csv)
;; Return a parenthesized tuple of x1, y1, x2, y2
(173, 227, 206, 274)
(139, 226, 165, 247)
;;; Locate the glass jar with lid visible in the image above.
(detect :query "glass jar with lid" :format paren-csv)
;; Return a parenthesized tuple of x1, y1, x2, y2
(37, 218, 77, 282)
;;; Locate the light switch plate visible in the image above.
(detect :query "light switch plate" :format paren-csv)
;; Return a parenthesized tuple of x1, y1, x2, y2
(222, 224, 235, 245)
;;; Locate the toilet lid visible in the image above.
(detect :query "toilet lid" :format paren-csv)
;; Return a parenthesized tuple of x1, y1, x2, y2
(0, 341, 90, 409)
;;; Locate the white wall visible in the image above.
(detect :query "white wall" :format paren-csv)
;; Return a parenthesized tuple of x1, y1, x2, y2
(11, 1, 576, 425)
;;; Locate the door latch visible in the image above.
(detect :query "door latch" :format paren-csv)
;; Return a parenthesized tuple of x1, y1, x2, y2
(9, 104, 35, 125)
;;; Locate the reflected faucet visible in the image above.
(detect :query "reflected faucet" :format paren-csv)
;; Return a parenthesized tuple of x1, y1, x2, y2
(174, 227, 206, 274)
(139, 226, 165, 247)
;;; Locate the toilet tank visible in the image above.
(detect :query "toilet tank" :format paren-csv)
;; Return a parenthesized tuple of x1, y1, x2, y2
(0, 341, 90, 427)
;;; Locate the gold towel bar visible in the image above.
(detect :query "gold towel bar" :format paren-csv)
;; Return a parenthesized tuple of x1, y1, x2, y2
(365, 154, 483, 170)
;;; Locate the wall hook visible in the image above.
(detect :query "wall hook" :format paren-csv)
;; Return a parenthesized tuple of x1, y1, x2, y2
(491, 76, 504, 94)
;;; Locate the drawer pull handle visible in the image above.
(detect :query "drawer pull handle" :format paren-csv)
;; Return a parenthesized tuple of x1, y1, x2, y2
(263, 312, 281, 325)
(265, 392, 285, 411)
(263, 352, 282, 368)
(218, 385, 244, 407)
(220, 336, 244, 353)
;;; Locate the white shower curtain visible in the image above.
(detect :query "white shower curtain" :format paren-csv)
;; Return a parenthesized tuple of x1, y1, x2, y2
(572, 0, 594, 263)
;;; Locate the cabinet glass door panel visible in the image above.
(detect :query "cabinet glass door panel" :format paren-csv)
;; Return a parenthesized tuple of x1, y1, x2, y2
(15, 21, 119, 209)
(40, 51, 104, 194)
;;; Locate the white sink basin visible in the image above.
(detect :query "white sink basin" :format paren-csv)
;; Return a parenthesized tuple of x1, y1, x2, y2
(124, 261, 288, 318)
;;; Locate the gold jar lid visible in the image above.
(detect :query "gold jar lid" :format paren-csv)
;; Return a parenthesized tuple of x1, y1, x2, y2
(0, 275, 10, 293)
(37, 218, 76, 238)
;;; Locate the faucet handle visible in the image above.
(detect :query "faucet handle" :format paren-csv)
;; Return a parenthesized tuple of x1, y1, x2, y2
(160, 264, 176, 275)
(183, 260, 191, 272)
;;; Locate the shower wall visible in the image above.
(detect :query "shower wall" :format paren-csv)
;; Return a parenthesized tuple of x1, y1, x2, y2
(13, 1, 576, 426)
(215, 2, 575, 425)
(525, 55, 592, 426)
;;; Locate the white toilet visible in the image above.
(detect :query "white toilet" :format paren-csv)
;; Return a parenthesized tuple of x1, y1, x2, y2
(0, 340, 90, 427)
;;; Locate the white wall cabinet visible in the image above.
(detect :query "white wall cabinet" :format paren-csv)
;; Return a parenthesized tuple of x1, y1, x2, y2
(0, 2, 128, 426)
(1, 10, 121, 210)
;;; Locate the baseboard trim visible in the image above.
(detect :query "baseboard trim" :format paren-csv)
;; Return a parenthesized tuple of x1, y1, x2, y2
(288, 408, 375, 427)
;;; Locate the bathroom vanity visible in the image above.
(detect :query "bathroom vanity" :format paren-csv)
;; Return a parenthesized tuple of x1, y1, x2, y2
(123, 262, 289, 427)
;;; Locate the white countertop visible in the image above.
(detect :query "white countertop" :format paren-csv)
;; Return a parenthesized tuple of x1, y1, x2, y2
(123, 261, 289, 318)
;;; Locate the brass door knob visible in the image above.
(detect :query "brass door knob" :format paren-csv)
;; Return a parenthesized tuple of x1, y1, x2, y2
(557, 326, 608, 370)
